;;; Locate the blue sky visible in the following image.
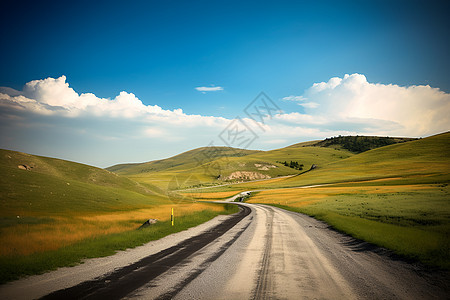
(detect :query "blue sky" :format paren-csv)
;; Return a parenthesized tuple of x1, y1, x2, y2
(0, 0, 449, 167)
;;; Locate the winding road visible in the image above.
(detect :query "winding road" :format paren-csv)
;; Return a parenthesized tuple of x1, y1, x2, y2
(0, 201, 448, 299)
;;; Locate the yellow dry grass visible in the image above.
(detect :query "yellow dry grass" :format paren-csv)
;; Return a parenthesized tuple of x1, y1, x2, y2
(248, 184, 436, 207)
(249, 188, 328, 206)
(0, 202, 224, 256)
(0, 221, 134, 256)
(80, 202, 223, 222)
(183, 191, 242, 199)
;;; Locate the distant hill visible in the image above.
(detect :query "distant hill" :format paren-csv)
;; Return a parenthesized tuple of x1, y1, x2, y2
(105, 134, 439, 190)
(107, 140, 355, 189)
(312, 135, 417, 153)
(107, 147, 260, 175)
(204, 143, 354, 180)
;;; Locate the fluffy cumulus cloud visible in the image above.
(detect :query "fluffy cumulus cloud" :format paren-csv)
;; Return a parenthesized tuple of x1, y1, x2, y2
(277, 73, 450, 137)
(0, 74, 449, 167)
(0, 76, 230, 124)
(1, 76, 192, 120)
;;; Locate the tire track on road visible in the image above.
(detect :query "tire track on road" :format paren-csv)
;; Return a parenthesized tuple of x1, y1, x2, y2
(253, 205, 274, 300)
(41, 205, 251, 300)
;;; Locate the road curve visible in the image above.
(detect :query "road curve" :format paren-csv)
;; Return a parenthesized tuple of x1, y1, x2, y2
(1, 203, 448, 299)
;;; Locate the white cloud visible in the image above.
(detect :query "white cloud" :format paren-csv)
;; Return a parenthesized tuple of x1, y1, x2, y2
(195, 86, 224, 92)
(276, 73, 450, 137)
(144, 127, 165, 137)
(298, 102, 319, 109)
(0, 76, 229, 126)
(281, 95, 305, 101)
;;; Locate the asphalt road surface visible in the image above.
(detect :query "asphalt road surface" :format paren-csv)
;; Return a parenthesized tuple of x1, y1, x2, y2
(1, 203, 448, 299)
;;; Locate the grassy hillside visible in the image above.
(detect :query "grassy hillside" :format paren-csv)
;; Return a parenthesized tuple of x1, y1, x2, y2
(0, 149, 165, 215)
(0, 149, 175, 256)
(200, 132, 449, 193)
(193, 145, 354, 181)
(270, 131, 449, 187)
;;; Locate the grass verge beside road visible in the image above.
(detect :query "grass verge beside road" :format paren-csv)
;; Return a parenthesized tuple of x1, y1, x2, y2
(0, 203, 238, 284)
(248, 183, 450, 269)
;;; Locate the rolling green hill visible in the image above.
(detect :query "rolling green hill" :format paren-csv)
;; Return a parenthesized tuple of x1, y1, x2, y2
(0, 149, 167, 219)
(270, 131, 450, 187)
(107, 147, 260, 175)
(193, 144, 354, 180)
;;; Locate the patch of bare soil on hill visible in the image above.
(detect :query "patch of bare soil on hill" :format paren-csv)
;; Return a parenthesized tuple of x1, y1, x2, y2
(224, 171, 270, 181)
(254, 164, 277, 171)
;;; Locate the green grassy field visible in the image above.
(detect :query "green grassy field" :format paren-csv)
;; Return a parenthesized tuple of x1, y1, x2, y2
(248, 182, 449, 268)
